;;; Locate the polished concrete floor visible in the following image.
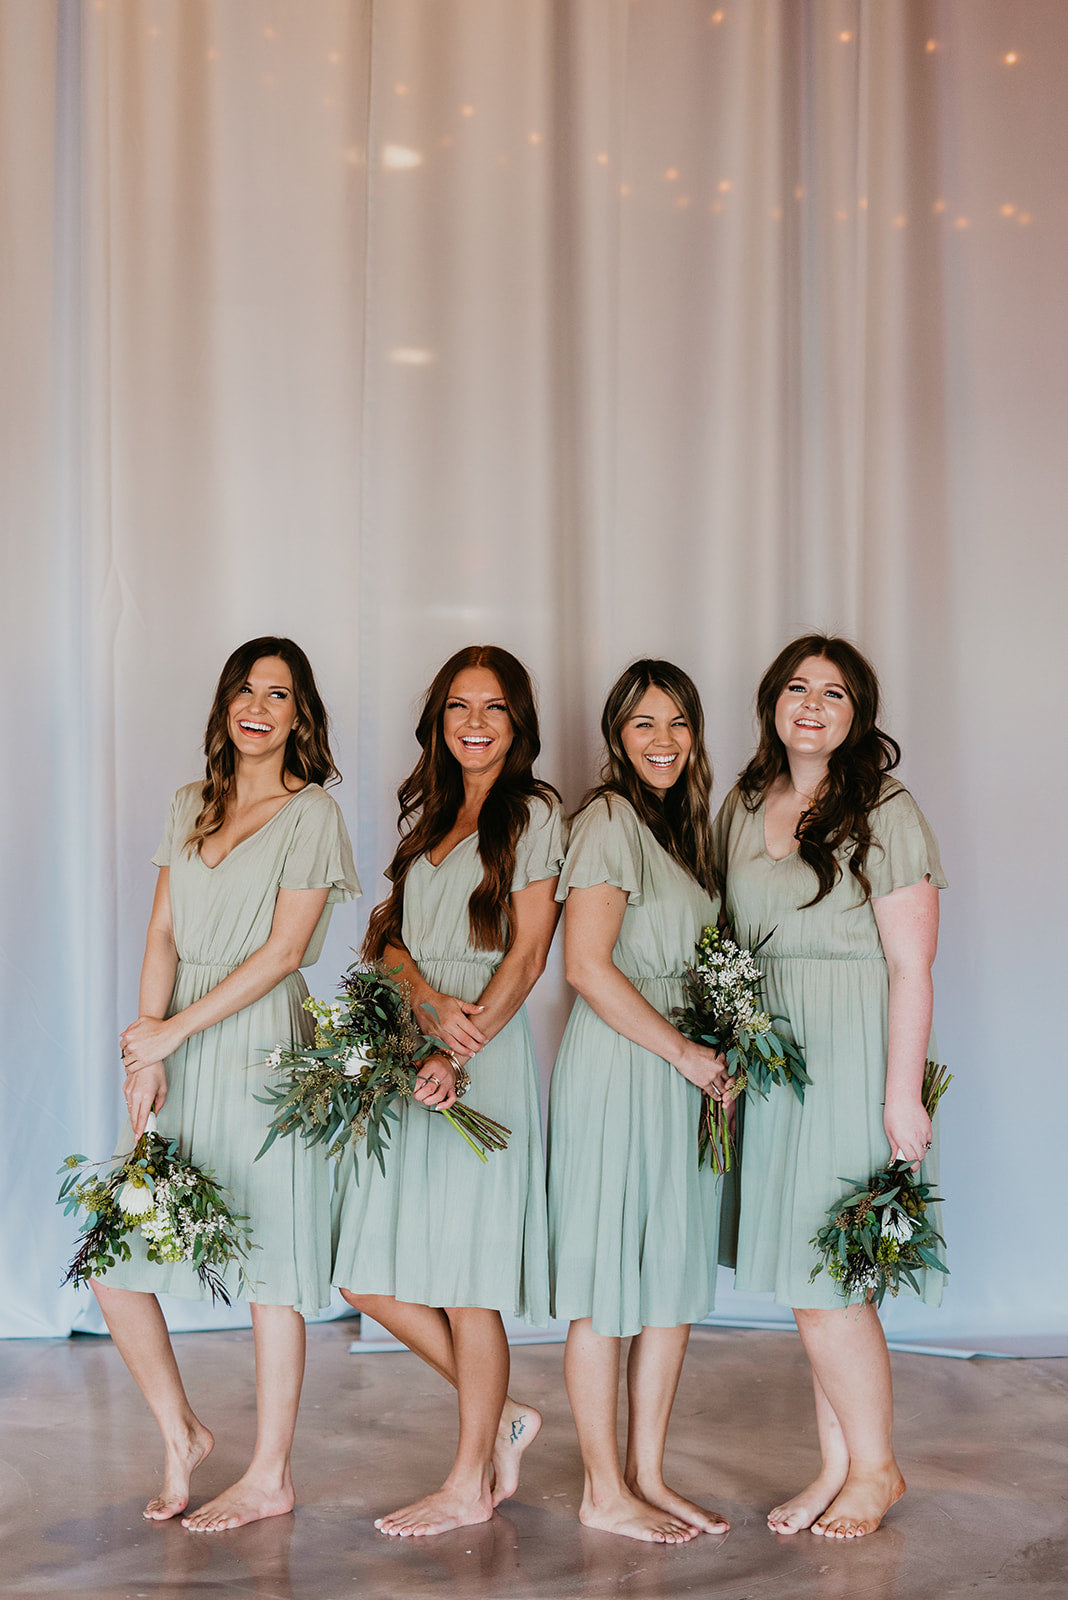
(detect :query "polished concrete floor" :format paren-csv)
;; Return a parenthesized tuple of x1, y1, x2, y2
(2, 1322, 1066, 1600)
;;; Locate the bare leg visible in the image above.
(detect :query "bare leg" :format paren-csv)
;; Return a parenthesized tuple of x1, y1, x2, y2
(342, 1290, 540, 1504)
(767, 1364, 849, 1533)
(374, 1305, 507, 1536)
(794, 1304, 905, 1538)
(624, 1324, 728, 1534)
(183, 1302, 305, 1532)
(563, 1318, 698, 1543)
(91, 1280, 214, 1520)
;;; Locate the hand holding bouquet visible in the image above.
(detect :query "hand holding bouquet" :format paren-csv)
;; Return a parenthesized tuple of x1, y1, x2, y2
(58, 1114, 254, 1304)
(809, 1060, 951, 1306)
(673, 925, 810, 1173)
(255, 962, 510, 1179)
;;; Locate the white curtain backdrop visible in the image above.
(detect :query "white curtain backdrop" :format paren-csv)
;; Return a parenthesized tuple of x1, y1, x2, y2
(3, 0, 1065, 1343)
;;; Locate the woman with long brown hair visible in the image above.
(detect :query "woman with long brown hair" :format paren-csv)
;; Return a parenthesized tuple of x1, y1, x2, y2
(715, 634, 945, 1539)
(94, 637, 358, 1531)
(547, 659, 731, 1544)
(332, 645, 565, 1537)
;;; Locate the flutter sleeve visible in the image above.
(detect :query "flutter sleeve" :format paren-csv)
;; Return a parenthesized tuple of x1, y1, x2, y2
(278, 788, 361, 904)
(511, 796, 568, 891)
(710, 787, 742, 880)
(866, 785, 947, 898)
(151, 785, 193, 869)
(556, 795, 644, 905)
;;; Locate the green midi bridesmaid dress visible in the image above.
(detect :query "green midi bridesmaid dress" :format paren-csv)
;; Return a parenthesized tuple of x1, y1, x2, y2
(714, 780, 947, 1310)
(330, 797, 566, 1324)
(547, 795, 723, 1338)
(100, 782, 359, 1315)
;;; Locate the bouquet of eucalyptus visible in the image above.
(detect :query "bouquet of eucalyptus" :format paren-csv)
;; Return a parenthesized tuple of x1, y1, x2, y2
(58, 1114, 254, 1304)
(255, 963, 510, 1180)
(673, 925, 810, 1174)
(809, 1060, 952, 1306)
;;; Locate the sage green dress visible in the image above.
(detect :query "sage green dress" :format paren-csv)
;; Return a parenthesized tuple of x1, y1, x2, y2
(101, 782, 359, 1315)
(330, 797, 566, 1323)
(546, 795, 722, 1338)
(714, 780, 947, 1310)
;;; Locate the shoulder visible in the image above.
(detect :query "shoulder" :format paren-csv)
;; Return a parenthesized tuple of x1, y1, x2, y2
(168, 781, 202, 824)
(521, 790, 563, 829)
(869, 778, 926, 830)
(286, 782, 341, 820)
(713, 784, 749, 828)
(571, 792, 642, 840)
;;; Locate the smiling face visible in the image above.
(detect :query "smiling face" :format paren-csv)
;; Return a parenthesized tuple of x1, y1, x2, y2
(226, 655, 299, 763)
(773, 655, 854, 762)
(442, 666, 514, 782)
(620, 685, 692, 792)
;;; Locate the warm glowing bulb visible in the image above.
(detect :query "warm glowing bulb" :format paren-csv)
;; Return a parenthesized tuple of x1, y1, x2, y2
(954, 216, 970, 230)
(1002, 51, 1018, 66)
(925, 38, 938, 53)
(327, 51, 341, 65)
(528, 131, 543, 145)
(794, 186, 804, 200)
(664, 168, 679, 182)
(595, 152, 609, 166)
(1018, 212, 1032, 226)
(710, 9, 725, 24)
(770, 206, 782, 220)
(932, 199, 946, 214)
(264, 26, 275, 40)
(1000, 203, 1016, 217)
(858, 196, 868, 210)
(389, 347, 436, 367)
(717, 179, 732, 193)
(381, 144, 425, 170)
(460, 104, 476, 118)
(394, 83, 410, 96)
(838, 31, 853, 43)
(619, 182, 631, 197)
(834, 208, 848, 222)
(893, 214, 907, 228)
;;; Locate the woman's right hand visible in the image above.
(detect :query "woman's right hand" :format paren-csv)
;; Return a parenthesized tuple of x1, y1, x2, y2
(414, 991, 487, 1055)
(124, 1062, 167, 1138)
(672, 1037, 733, 1100)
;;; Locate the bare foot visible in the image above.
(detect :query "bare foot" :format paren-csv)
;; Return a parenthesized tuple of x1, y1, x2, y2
(375, 1484, 494, 1538)
(491, 1401, 542, 1506)
(181, 1469, 295, 1533)
(629, 1476, 729, 1534)
(143, 1422, 214, 1521)
(767, 1463, 848, 1534)
(579, 1485, 700, 1544)
(812, 1467, 905, 1539)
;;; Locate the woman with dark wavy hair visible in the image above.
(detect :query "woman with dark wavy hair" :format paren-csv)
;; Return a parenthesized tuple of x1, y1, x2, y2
(332, 645, 565, 1537)
(547, 660, 730, 1544)
(715, 634, 946, 1539)
(95, 637, 358, 1531)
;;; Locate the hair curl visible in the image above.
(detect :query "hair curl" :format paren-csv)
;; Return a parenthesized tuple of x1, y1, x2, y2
(185, 636, 339, 856)
(581, 659, 719, 898)
(738, 633, 901, 906)
(363, 646, 559, 958)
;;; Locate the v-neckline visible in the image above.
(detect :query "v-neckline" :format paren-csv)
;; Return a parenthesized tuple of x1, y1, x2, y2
(759, 797, 800, 864)
(426, 832, 477, 870)
(198, 788, 308, 871)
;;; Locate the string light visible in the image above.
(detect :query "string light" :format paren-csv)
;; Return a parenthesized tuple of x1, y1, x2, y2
(709, 9, 725, 24)
(619, 182, 631, 197)
(769, 205, 782, 220)
(1018, 212, 1032, 226)
(1002, 51, 1018, 66)
(838, 30, 853, 44)
(527, 131, 544, 145)
(460, 104, 476, 118)
(954, 216, 970, 230)
(595, 152, 609, 166)
(858, 196, 868, 210)
(893, 214, 907, 228)
(932, 199, 946, 213)
(263, 26, 275, 41)
(794, 186, 804, 200)
(925, 38, 938, 53)
(389, 348, 436, 367)
(664, 168, 679, 182)
(1000, 203, 1016, 217)
(717, 179, 732, 193)
(394, 83, 410, 97)
(834, 208, 848, 221)
(381, 145, 424, 170)
(327, 51, 341, 65)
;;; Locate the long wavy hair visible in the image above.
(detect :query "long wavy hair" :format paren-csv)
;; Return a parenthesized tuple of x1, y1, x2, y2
(738, 633, 901, 906)
(582, 659, 719, 897)
(363, 646, 559, 957)
(185, 636, 340, 856)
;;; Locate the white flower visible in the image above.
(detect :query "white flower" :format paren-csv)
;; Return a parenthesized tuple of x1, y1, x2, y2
(882, 1209, 914, 1243)
(117, 1181, 155, 1218)
(341, 1045, 374, 1078)
(264, 1047, 283, 1068)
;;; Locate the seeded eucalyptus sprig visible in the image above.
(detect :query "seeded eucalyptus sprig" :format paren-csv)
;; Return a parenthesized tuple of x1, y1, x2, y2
(255, 963, 511, 1180)
(809, 1059, 952, 1306)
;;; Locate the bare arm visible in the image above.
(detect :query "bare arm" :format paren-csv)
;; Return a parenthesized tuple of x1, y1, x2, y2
(872, 875, 940, 1165)
(402, 876, 561, 1112)
(564, 883, 729, 1096)
(121, 885, 330, 1134)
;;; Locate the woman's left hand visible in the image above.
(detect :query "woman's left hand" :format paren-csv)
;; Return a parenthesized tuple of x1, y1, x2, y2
(121, 1016, 185, 1072)
(884, 1100, 932, 1171)
(412, 1052, 459, 1112)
